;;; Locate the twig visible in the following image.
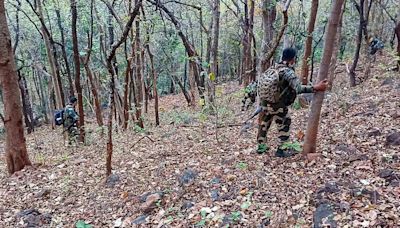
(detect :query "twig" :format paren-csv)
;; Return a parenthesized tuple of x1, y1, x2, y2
(130, 135, 155, 149)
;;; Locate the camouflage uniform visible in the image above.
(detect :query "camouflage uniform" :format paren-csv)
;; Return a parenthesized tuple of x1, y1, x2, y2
(63, 104, 79, 145)
(242, 80, 257, 111)
(257, 64, 313, 151)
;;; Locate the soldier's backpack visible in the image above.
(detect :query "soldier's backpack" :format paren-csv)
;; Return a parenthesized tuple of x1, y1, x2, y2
(54, 109, 64, 126)
(257, 67, 287, 103)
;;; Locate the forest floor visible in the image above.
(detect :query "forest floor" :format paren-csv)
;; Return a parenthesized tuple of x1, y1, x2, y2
(0, 56, 399, 227)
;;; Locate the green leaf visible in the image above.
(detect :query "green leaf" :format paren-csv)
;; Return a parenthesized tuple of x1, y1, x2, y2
(264, 210, 273, 218)
(241, 201, 251, 210)
(76, 220, 92, 228)
(209, 72, 216, 81)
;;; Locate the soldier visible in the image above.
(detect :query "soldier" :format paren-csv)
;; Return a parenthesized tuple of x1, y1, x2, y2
(241, 80, 258, 111)
(63, 96, 79, 146)
(257, 48, 328, 157)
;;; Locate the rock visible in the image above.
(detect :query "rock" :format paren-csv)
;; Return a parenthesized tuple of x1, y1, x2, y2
(317, 182, 340, 194)
(178, 169, 197, 186)
(386, 131, 400, 146)
(210, 189, 220, 201)
(378, 169, 399, 185)
(181, 201, 194, 210)
(367, 128, 381, 137)
(140, 193, 162, 213)
(381, 78, 394, 86)
(351, 188, 380, 204)
(105, 174, 120, 188)
(313, 203, 337, 228)
(131, 214, 149, 225)
(16, 209, 52, 227)
(35, 189, 51, 198)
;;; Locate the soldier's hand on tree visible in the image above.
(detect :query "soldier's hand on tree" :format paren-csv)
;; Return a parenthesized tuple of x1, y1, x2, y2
(313, 79, 329, 92)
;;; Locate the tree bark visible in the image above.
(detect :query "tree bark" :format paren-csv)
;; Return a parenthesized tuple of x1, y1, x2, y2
(18, 71, 35, 133)
(395, 22, 400, 70)
(71, 0, 85, 143)
(209, 0, 220, 103)
(328, 2, 345, 91)
(300, 0, 319, 85)
(145, 40, 159, 126)
(35, 0, 64, 109)
(303, 0, 345, 156)
(259, 0, 276, 72)
(54, 2, 74, 96)
(0, 0, 32, 174)
(105, 0, 142, 176)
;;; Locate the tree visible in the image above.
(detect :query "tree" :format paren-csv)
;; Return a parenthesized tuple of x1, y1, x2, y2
(71, 0, 85, 142)
(106, 0, 142, 176)
(396, 21, 400, 70)
(208, 0, 220, 103)
(300, 0, 319, 85)
(259, 0, 277, 72)
(302, 0, 345, 158)
(1, 0, 32, 174)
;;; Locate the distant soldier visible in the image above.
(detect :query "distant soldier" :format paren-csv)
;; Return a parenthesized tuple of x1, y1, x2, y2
(63, 96, 79, 146)
(368, 37, 384, 55)
(256, 48, 328, 157)
(241, 80, 258, 111)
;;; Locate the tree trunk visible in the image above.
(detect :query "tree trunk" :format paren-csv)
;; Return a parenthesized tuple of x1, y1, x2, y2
(0, 0, 32, 174)
(303, 0, 345, 157)
(54, 4, 74, 96)
(146, 45, 159, 126)
(348, 0, 365, 87)
(71, 0, 85, 143)
(36, 0, 64, 109)
(134, 20, 144, 128)
(328, 2, 345, 91)
(300, 0, 319, 85)
(105, 0, 142, 176)
(260, 0, 277, 72)
(122, 58, 131, 129)
(209, 0, 220, 103)
(395, 22, 400, 70)
(18, 72, 35, 133)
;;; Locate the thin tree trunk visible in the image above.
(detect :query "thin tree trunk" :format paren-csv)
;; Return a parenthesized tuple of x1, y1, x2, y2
(134, 19, 144, 128)
(209, 0, 220, 103)
(349, 0, 365, 87)
(145, 43, 159, 126)
(54, 2, 74, 96)
(303, 0, 345, 157)
(0, 0, 32, 174)
(260, 0, 277, 72)
(328, 1, 345, 90)
(106, 0, 142, 176)
(71, 0, 85, 143)
(300, 0, 319, 85)
(18, 72, 35, 133)
(395, 22, 400, 70)
(36, 0, 63, 109)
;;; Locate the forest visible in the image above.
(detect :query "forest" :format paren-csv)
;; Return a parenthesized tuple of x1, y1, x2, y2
(0, 0, 399, 227)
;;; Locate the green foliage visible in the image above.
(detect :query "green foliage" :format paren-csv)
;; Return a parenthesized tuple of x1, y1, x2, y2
(236, 162, 248, 170)
(280, 141, 302, 152)
(230, 211, 241, 221)
(264, 210, 273, 218)
(75, 220, 92, 228)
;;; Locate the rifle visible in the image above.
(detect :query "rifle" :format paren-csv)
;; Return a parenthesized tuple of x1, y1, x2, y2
(244, 106, 262, 123)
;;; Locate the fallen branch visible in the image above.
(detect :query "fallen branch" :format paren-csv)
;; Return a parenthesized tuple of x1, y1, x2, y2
(130, 135, 155, 149)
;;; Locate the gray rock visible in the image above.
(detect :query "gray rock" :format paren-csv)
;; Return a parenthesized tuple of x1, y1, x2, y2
(132, 214, 149, 225)
(178, 169, 197, 185)
(181, 201, 194, 210)
(210, 189, 220, 201)
(367, 128, 381, 137)
(313, 203, 337, 228)
(386, 131, 400, 146)
(105, 174, 120, 188)
(318, 182, 340, 194)
(16, 209, 52, 227)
